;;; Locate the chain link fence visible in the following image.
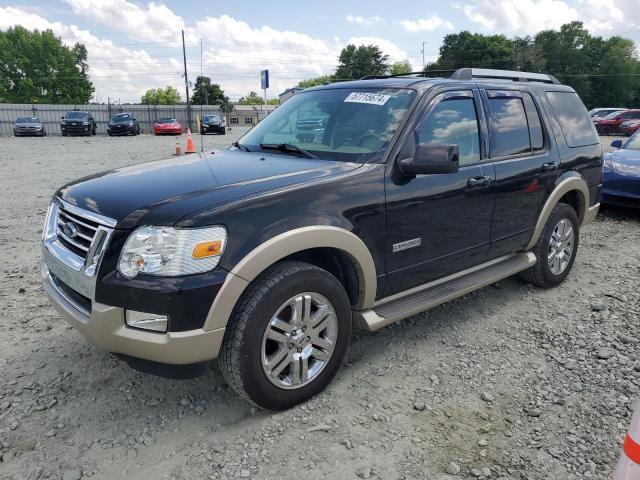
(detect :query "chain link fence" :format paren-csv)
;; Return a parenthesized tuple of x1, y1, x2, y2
(0, 104, 230, 136)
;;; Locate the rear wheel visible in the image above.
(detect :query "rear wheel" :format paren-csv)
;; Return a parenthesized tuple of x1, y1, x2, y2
(521, 203, 579, 288)
(219, 261, 352, 410)
(599, 125, 612, 135)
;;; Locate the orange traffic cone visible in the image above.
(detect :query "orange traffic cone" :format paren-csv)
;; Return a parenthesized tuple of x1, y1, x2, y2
(173, 137, 182, 156)
(615, 400, 640, 479)
(185, 128, 196, 154)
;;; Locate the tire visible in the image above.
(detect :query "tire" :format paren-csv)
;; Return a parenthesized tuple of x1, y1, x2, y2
(221, 127, 226, 135)
(520, 202, 579, 288)
(219, 261, 352, 410)
(599, 125, 612, 136)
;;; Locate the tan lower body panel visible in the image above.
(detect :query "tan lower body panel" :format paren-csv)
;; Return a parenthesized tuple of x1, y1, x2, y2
(583, 202, 600, 226)
(43, 270, 225, 365)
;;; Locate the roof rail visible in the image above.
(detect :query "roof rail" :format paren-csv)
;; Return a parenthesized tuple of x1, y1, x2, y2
(360, 69, 455, 80)
(451, 68, 561, 85)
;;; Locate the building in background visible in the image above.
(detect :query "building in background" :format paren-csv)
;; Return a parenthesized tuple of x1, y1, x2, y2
(229, 105, 277, 127)
(279, 87, 303, 104)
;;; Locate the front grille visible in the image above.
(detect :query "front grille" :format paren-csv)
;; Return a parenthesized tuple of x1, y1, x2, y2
(49, 272, 92, 315)
(56, 205, 101, 260)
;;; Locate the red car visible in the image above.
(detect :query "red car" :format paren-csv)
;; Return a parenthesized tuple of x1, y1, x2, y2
(594, 109, 640, 135)
(620, 119, 640, 136)
(153, 117, 182, 135)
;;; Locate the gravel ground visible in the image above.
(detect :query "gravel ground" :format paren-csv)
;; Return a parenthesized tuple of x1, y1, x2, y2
(0, 133, 638, 480)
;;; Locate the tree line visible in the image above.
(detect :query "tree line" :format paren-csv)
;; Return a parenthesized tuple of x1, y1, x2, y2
(1, 22, 639, 108)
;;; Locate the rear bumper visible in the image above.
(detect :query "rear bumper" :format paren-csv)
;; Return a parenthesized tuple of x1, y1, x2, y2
(42, 263, 226, 364)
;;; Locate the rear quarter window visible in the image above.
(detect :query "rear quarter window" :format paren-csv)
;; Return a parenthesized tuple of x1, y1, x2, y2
(546, 91, 598, 148)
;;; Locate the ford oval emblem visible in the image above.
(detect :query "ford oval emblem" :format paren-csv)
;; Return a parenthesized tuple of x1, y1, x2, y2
(63, 222, 79, 239)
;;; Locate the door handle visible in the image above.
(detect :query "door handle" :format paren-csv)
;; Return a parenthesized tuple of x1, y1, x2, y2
(542, 162, 559, 171)
(467, 175, 492, 187)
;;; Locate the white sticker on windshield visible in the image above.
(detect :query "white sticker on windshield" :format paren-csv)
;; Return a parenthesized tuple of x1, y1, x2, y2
(344, 92, 390, 106)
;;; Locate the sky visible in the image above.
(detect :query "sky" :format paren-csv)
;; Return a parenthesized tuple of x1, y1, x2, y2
(0, 0, 638, 103)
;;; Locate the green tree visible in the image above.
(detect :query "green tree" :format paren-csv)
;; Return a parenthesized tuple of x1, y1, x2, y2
(297, 75, 334, 88)
(0, 26, 93, 103)
(389, 60, 413, 75)
(431, 31, 515, 70)
(335, 44, 389, 80)
(191, 76, 230, 109)
(140, 86, 181, 105)
(236, 92, 280, 105)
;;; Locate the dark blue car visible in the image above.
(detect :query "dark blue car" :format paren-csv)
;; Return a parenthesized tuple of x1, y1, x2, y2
(602, 132, 640, 207)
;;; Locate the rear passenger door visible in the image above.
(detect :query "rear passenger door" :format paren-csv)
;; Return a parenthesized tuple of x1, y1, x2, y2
(481, 89, 561, 259)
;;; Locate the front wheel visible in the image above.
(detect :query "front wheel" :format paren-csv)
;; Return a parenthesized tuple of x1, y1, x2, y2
(521, 203, 579, 288)
(219, 261, 352, 410)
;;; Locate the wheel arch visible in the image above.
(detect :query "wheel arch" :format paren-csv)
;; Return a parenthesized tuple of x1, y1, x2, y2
(203, 226, 377, 331)
(526, 174, 589, 250)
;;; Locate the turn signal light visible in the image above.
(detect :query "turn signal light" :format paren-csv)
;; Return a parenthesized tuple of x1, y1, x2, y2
(192, 240, 223, 259)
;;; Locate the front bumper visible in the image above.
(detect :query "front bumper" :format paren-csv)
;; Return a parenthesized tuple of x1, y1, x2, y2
(62, 124, 91, 134)
(42, 263, 225, 364)
(108, 125, 134, 135)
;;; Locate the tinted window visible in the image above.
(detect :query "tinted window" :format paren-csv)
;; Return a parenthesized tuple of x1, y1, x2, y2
(489, 97, 530, 157)
(417, 97, 480, 166)
(65, 111, 89, 119)
(622, 111, 640, 120)
(546, 91, 598, 147)
(522, 93, 544, 150)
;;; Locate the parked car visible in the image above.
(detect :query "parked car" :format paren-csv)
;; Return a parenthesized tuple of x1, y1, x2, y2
(200, 115, 225, 135)
(41, 68, 601, 410)
(61, 111, 96, 136)
(594, 109, 640, 135)
(13, 116, 46, 136)
(153, 118, 182, 135)
(602, 132, 640, 208)
(620, 119, 640, 136)
(107, 112, 140, 136)
(589, 107, 627, 118)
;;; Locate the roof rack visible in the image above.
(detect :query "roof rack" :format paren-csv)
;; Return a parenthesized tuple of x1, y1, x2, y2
(360, 70, 455, 80)
(360, 68, 561, 85)
(451, 68, 561, 85)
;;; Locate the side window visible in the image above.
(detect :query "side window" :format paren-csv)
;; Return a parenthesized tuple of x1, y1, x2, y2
(488, 96, 530, 157)
(417, 97, 481, 166)
(546, 91, 598, 147)
(522, 93, 544, 150)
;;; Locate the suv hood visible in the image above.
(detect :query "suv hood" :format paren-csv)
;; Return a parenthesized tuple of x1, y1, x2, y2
(57, 150, 361, 229)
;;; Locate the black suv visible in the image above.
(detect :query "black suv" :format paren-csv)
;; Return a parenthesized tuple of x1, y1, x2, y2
(41, 69, 602, 410)
(107, 112, 140, 136)
(61, 110, 96, 136)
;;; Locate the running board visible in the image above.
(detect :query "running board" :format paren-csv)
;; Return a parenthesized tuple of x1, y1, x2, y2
(355, 252, 537, 332)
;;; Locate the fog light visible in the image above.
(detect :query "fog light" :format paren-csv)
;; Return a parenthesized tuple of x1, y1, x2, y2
(125, 310, 168, 333)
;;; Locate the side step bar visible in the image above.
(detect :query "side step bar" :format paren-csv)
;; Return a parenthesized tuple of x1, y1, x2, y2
(356, 252, 536, 332)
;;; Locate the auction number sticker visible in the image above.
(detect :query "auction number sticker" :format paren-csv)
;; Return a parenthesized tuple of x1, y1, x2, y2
(344, 92, 390, 106)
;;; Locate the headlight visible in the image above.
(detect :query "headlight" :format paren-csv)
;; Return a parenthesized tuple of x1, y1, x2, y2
(118, 225, 227, 278)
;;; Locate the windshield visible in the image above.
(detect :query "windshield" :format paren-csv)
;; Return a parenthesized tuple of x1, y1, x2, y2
(604, 111, 622, 119)
(65, 111, 89, 119)
(112, 113, 132, 123)
(203, 115, 220, 122)
(157, 118, 177, 123)
(16, 117, 39, 123)
(624, 132, 640, 150)
(239, 87, 417, 162)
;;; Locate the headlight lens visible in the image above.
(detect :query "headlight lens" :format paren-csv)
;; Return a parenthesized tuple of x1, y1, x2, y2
(118, 225, 227, 278)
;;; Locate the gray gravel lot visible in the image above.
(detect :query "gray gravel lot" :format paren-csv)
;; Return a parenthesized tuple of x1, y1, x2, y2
(0, 133, 639, 480)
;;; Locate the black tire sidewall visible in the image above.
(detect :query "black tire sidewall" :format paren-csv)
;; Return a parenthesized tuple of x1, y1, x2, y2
(537, 204, 580, 287)
(237, 266, 352, 410)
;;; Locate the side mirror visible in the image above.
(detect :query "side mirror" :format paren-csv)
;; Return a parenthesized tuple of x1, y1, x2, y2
(399, 144, 460, 176)
(61, 116, 64, 120)
(610, 139, 623, 149)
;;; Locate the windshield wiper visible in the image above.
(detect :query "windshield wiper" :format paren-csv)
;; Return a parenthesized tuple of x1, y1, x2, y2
(232, 141, 250, 152)
(260, 143, 318, 159)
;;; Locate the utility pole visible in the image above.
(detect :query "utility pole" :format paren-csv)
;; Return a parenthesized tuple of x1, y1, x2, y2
(182, 29, 192, 131)
(421, 41, 427, 69)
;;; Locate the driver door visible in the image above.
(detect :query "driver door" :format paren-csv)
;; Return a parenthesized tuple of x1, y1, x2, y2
(384, 89, 495, 296)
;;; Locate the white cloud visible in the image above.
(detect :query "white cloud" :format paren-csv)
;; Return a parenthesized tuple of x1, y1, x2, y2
(401, 15, 455, 32)
(0, 4, 411, 102)
(346, 15, 386, 27)
(458, 0, 637, 35)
